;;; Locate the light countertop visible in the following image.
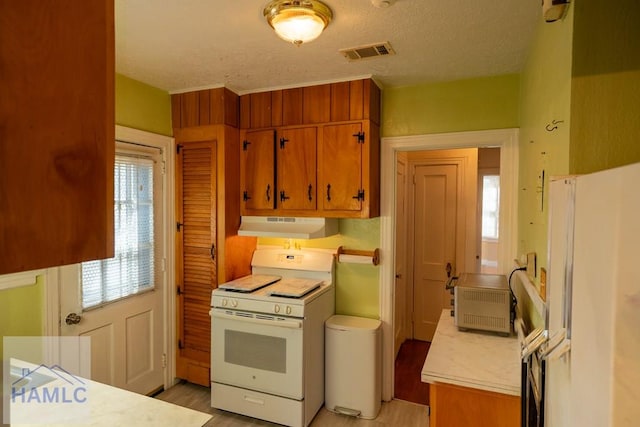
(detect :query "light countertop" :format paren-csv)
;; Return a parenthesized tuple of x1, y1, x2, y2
(421, 310, 521, 396)
(8, 359, 212, 426)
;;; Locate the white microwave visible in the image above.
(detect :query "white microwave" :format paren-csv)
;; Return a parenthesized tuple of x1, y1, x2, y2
(448, 273, 512, 335)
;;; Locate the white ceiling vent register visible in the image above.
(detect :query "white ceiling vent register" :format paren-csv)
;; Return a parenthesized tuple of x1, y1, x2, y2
(339, 42, 395, 62)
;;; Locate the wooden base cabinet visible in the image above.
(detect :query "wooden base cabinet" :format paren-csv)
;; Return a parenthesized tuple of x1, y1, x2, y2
(175, 125, 255, 386)
(429, 382, 520, 427)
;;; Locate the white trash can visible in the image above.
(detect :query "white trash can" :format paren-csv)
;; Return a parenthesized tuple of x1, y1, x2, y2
(325, 315, 382, 419)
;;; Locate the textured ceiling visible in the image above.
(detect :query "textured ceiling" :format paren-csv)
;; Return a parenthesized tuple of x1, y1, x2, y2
(115, 0, 541, 94)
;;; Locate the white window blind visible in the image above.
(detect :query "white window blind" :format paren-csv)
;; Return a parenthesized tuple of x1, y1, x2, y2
(81, 153, 155, 309)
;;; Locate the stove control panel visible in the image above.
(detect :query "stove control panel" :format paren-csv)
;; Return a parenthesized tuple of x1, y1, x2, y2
(211, 293, 306, 318)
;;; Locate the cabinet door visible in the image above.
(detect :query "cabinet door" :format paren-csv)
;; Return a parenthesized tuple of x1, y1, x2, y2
(241, 129, 276, 210)
(176, 140, 217, 386)
(277, 127, 317, 210)
(320, 123, 363, 211)
(0, 0, 114, 274)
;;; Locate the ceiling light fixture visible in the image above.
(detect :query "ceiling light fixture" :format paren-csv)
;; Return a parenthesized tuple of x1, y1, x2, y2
(264, 0, 333, 46)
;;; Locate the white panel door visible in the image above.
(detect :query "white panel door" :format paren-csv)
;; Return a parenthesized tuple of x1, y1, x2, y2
(59, 142, 165, 395)
(412, 164, 458, 341)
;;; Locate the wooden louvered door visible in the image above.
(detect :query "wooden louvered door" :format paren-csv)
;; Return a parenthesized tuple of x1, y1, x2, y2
(176, 140, 217, 386)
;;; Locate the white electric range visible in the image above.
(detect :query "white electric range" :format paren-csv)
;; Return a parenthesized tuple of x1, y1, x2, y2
(210, 248, 335, 427)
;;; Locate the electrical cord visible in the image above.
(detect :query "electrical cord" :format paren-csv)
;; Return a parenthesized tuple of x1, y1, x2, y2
(508, 266, 527, 325)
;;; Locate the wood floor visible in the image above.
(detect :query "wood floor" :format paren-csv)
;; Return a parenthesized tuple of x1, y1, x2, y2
(155, 381, 429, 427)
(395, 339, 431, 406)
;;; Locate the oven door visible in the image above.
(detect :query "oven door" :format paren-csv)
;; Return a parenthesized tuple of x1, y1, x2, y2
(211, 308, 304, 400)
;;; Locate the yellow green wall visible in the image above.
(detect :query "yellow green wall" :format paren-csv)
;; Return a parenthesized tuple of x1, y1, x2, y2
(570, 0, 640, 174)
(382, 74, 520, 137)
(115, 73, 173, 136)
(517, 6, 573, 325)
(0, 276, 45, 359)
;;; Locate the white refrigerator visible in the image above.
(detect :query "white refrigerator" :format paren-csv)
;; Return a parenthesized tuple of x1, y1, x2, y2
(544, 162, 640, 427)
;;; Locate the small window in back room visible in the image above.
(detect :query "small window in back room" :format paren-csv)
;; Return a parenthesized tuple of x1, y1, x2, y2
(481, 174, 500, 273)
(478, 146, 501, 274)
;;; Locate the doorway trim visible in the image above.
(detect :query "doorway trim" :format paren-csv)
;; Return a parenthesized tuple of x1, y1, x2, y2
(380, 128, 519, 401)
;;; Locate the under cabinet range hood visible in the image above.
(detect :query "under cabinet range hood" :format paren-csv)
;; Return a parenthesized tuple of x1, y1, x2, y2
(238, 216, 339, 239)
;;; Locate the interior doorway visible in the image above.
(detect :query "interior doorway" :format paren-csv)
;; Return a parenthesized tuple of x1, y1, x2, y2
(380, 129, 520, 402)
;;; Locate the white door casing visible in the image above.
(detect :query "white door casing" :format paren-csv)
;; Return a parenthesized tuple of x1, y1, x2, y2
(46, 126, 175, 393)
(380, 128, 519, 401)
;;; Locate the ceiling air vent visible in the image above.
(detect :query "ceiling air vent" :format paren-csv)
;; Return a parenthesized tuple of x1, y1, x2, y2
(339, 42, 395, 62)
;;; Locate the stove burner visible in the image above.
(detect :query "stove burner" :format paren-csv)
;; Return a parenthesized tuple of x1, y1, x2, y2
(267, 278, 323, 298)
(218, 274, 281, 293)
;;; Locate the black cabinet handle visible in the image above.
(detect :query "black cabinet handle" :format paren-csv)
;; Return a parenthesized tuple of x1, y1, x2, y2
(266, 184, 271, 202)
(280, 190, 290, 202)
(308, 184, 313, 201)
(326, 184, 331, 201)
(210, 244, 215, 261)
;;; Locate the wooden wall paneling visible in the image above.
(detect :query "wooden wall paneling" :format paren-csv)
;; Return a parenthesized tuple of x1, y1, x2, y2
(283, 87, 303, 125)
(181, 91, 200, 127)
(208, 88, 224, 125)
(349, 80, 364, 120)
(303, 84, 330, 124)
(239, 95, 251, 129)
(223, 88, 239, 128)
(330, 82, 351, 122)
(198, 90, 210, 126)
(171, 94, 182, 129)
(271, 89, 283, 127)
(364, 79, 381, 125)
(250, 92, 272, 129)
(0, 0, 115, 274)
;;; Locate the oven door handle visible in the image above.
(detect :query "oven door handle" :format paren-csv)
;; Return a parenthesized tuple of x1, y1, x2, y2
(211, 310, 302, 329)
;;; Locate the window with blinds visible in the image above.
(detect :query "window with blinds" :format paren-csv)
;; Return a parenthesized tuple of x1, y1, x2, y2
(81, 153, 155, 309)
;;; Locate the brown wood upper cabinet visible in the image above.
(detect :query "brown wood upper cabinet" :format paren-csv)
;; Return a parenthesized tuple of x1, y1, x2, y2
(0, 0, 115, 274)
(318, 122, 380, 218)
(240, 127, 317, 214)
(240, 121, 379, 219)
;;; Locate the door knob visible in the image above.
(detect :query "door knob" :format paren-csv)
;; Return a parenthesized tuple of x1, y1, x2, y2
(65, 312, 82, 325)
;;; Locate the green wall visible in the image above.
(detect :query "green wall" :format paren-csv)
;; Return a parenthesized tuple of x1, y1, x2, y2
(115, 73, 173, 136)
(570, 0, 640, 174)
(517, 6, 574, 320)
(0, 276, 45, 360)
(382, 74, 520, 137)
